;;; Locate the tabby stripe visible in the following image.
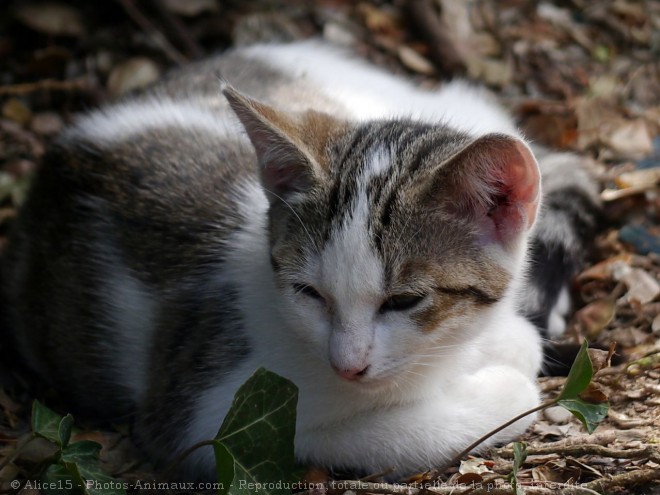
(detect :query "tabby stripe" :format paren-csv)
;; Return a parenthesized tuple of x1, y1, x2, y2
(435, 286, 500, 305)
(407, 138, 443, 175)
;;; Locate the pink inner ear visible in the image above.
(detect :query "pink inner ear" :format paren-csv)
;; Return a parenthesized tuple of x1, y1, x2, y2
(482, 140, 540, 244)
(262, 156, 312, 197)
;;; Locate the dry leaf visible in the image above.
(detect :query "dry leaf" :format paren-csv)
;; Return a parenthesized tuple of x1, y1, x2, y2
(107, 58, 161, 96)
(612, 262, 660, 304)
(576, 298, 616, 338)
(459, 457, 492, 474)
(2, 99, 32, 126)
(577, 254, 632, 282)
(454, 472, 484, 485)
(15, 3, 84, 37)
(587, 345, 615, 373)
(579, 382, 609, 404)
(162, 0, 218, 17)
(604, 119, 653, 159)
(576, 97, 653, 159)
(30, 112, 64, 136)
(398, 46, 436, 75)
(532, 463, 568, 483)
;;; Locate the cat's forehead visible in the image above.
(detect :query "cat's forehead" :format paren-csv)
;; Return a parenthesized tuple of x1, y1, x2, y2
(313, 121, 472, 249)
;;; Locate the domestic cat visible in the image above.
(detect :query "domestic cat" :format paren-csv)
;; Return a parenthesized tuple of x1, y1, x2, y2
(2, 40, 599, 479)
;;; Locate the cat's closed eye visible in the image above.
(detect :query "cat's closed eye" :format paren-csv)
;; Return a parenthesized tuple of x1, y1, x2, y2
(293, 283, 325, 302)
(379, 294, 426, 313)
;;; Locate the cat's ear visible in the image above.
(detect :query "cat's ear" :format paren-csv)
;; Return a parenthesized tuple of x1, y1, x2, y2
(223, 86, 340, 201)
(440, 133, 541, 246)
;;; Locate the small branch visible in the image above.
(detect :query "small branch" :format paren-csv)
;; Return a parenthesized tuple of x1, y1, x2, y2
(161, 439, 217, 475)
(405, 0, 467, 78)
(584, 467, 660, 492)
(439, 400, 555, 473)
(0, 77, 92, 96)
(116, 0, 187, 65)
(328, 480, 418, 495)
(0, 434, 36, 471)
(497, 443, 660, 462)
(150, 0, 204, 59)
(326, 481, 604, 495)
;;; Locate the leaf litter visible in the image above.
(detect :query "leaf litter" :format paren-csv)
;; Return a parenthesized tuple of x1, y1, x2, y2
(0, 0, 658, 494)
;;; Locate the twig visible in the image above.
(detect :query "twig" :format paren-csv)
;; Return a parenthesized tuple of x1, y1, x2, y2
(161, 439, 217, 476)
(326, 480, 604, 495)
(438, 400, 553, 473)
(584, 467, 660, 492)
(116, 0, 187, 65)
(0, 77, 92, 96)
(328, 480, 418, 495)
(150, 0, 204, 59)
(405, 0, 467, 78)
(497, 443, 660, 462)
(0, 434, 36, 472)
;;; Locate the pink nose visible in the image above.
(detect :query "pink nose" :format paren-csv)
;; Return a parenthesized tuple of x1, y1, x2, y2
(332, 365, 369, 381)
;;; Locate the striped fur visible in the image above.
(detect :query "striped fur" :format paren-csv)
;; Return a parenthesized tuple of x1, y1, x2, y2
(2, 40, 596, 479)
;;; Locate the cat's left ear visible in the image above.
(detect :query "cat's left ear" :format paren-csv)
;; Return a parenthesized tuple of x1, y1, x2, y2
(223, 86, 341, 202)
(440, 133, 541, 247)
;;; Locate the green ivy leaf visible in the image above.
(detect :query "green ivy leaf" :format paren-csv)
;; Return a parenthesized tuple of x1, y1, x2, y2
(556, 398, 609, 434)
(61, 440, 102, 466)
(215, 368, 298, 495)
(32, 400, 64, 445)
(508, 442, 527, 495)
(557, 340, 592, 400)
(556, 339, 610, 433)
(58, 414, 74, 449)
(41, 463, 77, 495)
(214, 441, 235, 495)
(61, 441, 127, 495)
(77, 465, 128, 495)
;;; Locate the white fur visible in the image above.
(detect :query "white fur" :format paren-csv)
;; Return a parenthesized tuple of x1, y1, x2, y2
(184, 140, 541, 478)
(548, 284, 571, 338)
(92, 230, 158, 404)
(65, 98, 242, 145)
(244, 41, 519, 137)
(71, 41, 543, 479)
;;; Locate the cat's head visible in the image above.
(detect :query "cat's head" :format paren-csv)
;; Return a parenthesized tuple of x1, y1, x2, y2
(226, 87, 540, 387)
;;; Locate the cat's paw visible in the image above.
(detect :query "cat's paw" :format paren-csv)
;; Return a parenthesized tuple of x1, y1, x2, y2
(461, 365, 540, 447)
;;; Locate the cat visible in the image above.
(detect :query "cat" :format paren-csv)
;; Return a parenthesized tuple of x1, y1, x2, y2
(2, 40, 599, 479)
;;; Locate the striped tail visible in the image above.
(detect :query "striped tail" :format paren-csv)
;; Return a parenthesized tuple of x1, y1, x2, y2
(520, 149, 601, 341)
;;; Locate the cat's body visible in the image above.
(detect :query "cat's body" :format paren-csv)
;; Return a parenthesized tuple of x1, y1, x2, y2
(3, 41, 598, 479)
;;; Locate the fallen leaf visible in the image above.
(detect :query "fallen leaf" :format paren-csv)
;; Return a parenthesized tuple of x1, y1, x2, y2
(162, 0, 218, 16)
(576, 298, 616, 338)
(604, 119, 653, 159)
(30, 112, 64, 136)
(107, 58, 161, 96)
(454, 472, 484, 485)
(578, 383, 609, 404)
(459, 457, 492, 474)
(576, 97, 654, 159)
(612, 262, 660, 304)
(398, 45, 436, 75)
(588, 345, 615, 373)
(577, 254, 632, 282)
(2, 99, 31, 126)
(15, 3, 84, 37)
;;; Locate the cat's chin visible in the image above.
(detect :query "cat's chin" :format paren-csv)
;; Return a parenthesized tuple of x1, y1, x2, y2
(342, 370, 407, 393)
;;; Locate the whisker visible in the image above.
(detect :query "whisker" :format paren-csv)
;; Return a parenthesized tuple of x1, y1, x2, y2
(262, 187, 316, 246)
